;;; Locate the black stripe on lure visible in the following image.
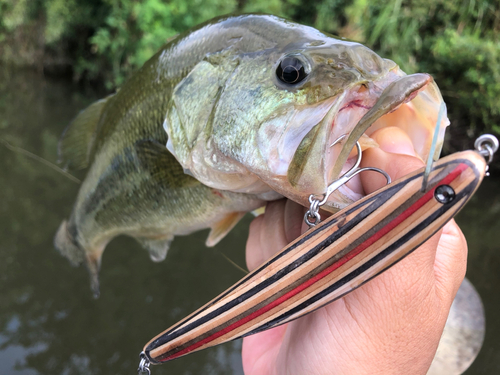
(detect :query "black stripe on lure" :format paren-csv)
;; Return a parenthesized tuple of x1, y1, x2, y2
(137, 134, 498, 374)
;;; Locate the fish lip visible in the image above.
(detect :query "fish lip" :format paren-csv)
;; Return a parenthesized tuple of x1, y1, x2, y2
(329, 73, 433, 180)
(285, 72, 433, 198)
(287, 71, 431, 194)
(314, 72, 444, 210)
(275, 71, 443, 213)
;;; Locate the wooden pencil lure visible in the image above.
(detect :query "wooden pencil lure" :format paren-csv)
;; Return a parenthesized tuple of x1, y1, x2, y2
(138, 134, 498, 374)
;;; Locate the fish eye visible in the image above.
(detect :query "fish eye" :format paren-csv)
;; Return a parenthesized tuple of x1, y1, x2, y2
(276, 56, 308, 85)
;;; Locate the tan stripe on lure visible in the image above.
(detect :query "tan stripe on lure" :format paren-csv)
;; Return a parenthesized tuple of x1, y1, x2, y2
(137, 134, 498, 374)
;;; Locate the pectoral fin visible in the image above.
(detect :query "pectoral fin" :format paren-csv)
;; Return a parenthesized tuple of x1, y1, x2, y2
(135, 235, 174, 262)
(251, 206, 266, 217)
(206, 212, 246, 247)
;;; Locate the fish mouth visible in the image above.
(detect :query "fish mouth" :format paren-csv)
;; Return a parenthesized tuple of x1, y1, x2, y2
(165, 66, 449, 211)
(273, 69, 449, 211)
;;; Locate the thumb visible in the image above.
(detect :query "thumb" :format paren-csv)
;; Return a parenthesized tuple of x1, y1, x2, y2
(360, 126, 467, 301)
(360, 127, 424, 194)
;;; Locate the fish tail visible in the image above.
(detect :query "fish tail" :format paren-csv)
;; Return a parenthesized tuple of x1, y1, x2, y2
(54, 220, 102, 298)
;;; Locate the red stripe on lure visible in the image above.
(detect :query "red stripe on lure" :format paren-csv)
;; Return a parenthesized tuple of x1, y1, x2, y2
(159, 162, 469, 361)
(141, 150, 486, 367)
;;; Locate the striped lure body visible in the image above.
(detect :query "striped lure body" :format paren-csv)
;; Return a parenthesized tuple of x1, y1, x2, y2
(143, 150, 486, 364)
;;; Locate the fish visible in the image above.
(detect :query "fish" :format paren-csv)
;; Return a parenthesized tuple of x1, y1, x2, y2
(54, 14, 449, 296)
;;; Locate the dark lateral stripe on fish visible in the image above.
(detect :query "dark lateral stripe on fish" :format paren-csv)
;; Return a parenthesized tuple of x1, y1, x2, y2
(82, 148, 138, 216)
(146, 155, 482, 363)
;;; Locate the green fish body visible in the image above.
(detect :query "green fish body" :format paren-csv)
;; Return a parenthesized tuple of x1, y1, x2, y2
(55, 15, 448, 295)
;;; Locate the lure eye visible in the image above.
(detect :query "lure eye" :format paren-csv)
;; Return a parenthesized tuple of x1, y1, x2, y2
(276, 56, 308, 84)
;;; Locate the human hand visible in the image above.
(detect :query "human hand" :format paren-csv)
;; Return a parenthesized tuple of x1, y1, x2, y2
(242, 128, 467, 375)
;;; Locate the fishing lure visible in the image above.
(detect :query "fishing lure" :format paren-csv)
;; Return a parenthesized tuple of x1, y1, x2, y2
(137, 134, 498, 374)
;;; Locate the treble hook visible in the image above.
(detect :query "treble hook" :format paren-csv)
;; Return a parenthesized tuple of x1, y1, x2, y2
(304, 135, 391, 227)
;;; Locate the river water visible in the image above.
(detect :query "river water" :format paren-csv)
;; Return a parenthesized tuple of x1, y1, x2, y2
(0, 69, 498, 374)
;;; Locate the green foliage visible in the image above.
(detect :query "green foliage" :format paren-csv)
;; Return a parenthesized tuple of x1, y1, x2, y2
(0, 0, 499, 138)
(0, 0, 30, 33)
(308, 0, 353, 37)
(0, 0, 38, 62)
(322, 0, 500, 142)
(45, 0, 77, 43)
(88, 0, 237, 87)
(432, 30, 500, 134)
(241, 0, 299, 16)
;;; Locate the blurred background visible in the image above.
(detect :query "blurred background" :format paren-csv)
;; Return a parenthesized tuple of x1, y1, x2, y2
(1, 1, 499, 374)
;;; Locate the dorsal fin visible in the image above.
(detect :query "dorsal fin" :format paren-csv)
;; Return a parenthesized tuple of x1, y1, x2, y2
(58, 95, 113, 170)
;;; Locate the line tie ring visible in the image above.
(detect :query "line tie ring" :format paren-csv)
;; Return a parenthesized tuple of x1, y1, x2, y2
(137, 352, 151, 375)
(475, 134, 499, 165)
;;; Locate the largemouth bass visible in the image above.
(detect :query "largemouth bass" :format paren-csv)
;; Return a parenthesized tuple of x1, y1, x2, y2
(54, 14, 449, 296)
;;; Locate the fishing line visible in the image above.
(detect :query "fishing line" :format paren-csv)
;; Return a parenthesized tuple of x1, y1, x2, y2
(215, 249, 248, 274)
(422, 102, 447, 191)
(0, 138, 81, 184)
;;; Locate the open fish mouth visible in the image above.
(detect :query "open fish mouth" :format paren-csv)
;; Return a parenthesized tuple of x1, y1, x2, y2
(261, 68, 449, 211)
(165, 65, 449, 212)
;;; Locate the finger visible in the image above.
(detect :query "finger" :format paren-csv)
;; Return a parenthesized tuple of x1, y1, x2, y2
(246, 214, 265, 272)
(283, 199, 305, 243)
(360, 127, 424, 194)
(259, 199, 288, 260)
(369, 126, 420, 158)
(246, 199, 288, 272)
(242, 325, 287, 375)
(359, 127, 440, 290)
(433, 219, 468, 302)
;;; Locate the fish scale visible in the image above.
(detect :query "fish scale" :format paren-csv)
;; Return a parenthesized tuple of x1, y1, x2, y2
(55, 14, 448, 297)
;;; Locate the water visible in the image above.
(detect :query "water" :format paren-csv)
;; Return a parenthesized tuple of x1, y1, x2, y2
(0, 69, 498, 374)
